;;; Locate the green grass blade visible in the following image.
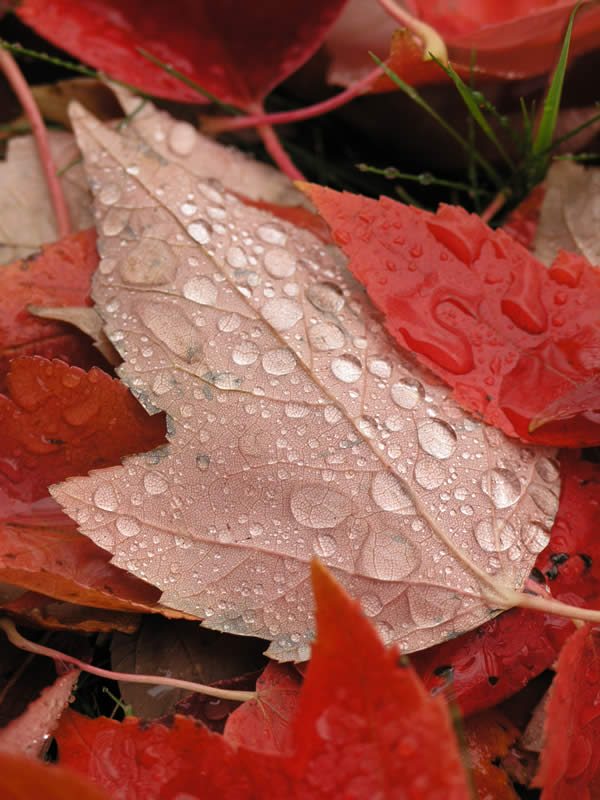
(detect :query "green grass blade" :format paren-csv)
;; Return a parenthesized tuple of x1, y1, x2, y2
(369, 53, 505, 189)
(357, 163, 488, 195)
(430, 55, 515, 169)
(532, 1, 582, 157)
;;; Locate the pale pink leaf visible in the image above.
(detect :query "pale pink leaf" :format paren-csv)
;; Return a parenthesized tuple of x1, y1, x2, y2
(50, 101, 560, 661)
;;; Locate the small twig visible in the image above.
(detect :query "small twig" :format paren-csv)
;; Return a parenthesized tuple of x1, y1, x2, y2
(0, 618, 257, 704)
(204, 65, 384, 134)
(480, 191, 507, 224)
(0, 48, 71, 238)
(257, 123, 304, 180)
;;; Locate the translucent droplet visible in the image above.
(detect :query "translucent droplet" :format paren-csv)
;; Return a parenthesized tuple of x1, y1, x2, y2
(306, 282, 344, 313)
(98, 183, 121, 206)
(535, 456, 560, 483)
(290, 485, 349, 529)
(324, 405, 343, 424)
(360, 594, 383, 616)
(262, 298, 303, 331)
(366, 357, 391, 379)
(523, 521, 551, 553)
(196, 454, 210, 470)
(183, 276, 217, 305)
(264, 247, 296, 278)
(391, 378, 425, 409)
(417, 419, 457, 459)
(180, 202, 197, 216)
(308, 322, 345, 351)
(226, 246, 248, 268)
(481, 468, 521, 508)
(232, 340, 259, 365)
(358, 415, 378, 438)
(144, 473, 168, 495)
(257, 223, 287, 246)
(168, 121, 197, 155)
(187, 219, 212, 244)
(93, 484, 117, 511)
(101, 208, 129, 236)
(331, 354, 362, 383)
(474, 519, 517, 552)
(217, 313, 241, 332)
(262, 349, 296, 375)
(414, 458, 446, 490)
(116, 517, 140, 537)
(530, 484, 559, 518)
(314, 533, 337, 557)
(370, 472, 414, 512)
(285, 402, 310, 418)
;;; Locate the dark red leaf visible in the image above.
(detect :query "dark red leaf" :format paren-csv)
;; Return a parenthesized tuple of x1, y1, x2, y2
(0, 230, 102, 391)
(534, 624, 600, 798)
(16, 0, 347, 108)
(300, 183, 600, 446)
(55, 562, 471, 798)
(0, 356, 166, 514)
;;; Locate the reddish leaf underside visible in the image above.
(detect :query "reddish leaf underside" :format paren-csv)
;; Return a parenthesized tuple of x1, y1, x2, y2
(0, 356, 166, 512)
(0, 229, 101, 391)
(300, 184, 600, 446)
(16, 0, 347, 107)
(55, 563, 471, 799)
(0, 752, 110, 800)
(534, 624, 600, 799)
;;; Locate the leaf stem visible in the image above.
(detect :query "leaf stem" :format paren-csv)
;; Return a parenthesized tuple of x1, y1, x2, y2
(0, 618, 257, 703)
(0, 48, 71, 238)
(203, 65, 384, 134)
(257, 123, 305, 180)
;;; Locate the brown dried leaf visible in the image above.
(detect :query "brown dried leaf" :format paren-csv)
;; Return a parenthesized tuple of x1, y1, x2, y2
(50, 101, 560, 661)
(0, 132, 92, 264)
(534, 161, 600, 267)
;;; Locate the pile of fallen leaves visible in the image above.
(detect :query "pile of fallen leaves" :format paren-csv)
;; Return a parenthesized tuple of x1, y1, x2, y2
(2, 2, 600, 799)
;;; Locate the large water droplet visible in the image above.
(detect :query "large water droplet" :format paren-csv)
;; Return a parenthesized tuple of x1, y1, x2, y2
(314, 533, 337, 557)
(529, 484, 559, 518)
(168, 121, 197, 155)
(183, 277, 217, 305)
(370, 472, 414, 511)
(93, 484, 118, 511)
(481, 468, 521, 508)
(101, 208, 129, 236)
(262, 349, 296, 376)
(358, 530, 420, 579)
(144, 473, 168, 495)
(308, 322, 345, 351)
(116, 516, 141, 537)
(331, 354, 362, 383)
(187, 219, 212, 244)
(98, 183, 121, 206)
(264, 247, 296, 278)
(360, 594, 383, 616)
(290, 485, 349, 528)
(358, 415, 378, 438)
(232, 340, 259, 365)
(391, 378, 424, 409)
(474, 519, 517, 552)
(306, 282, 344, 314)
(257, 223, 287, 246)
(535, 456, 560, 483)
(523, 522, 551, 553)
(366, 356, 391, 379)
(262, 298, 303, 331)
(417, 419, 457, 459)
(226, 246, 248, 268)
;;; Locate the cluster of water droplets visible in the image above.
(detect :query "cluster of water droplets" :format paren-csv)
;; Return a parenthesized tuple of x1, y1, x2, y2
(52, 102, 561, 661)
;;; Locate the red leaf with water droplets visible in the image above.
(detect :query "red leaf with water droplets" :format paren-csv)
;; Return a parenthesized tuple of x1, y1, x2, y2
(0, 230, 103, 391)
(299, 184, 600, 446)
(16, 0, 347, 108)
(534, 623, 600, 798)
(413, 453, 600, 715)
(55, 562, 471, 799)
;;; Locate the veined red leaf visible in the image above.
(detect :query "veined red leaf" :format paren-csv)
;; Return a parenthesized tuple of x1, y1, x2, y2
(55, 562, 471, 799)
(534, 623, 600, 798)
(299, 183, 600, 446)
(16, 0, 347, 107)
